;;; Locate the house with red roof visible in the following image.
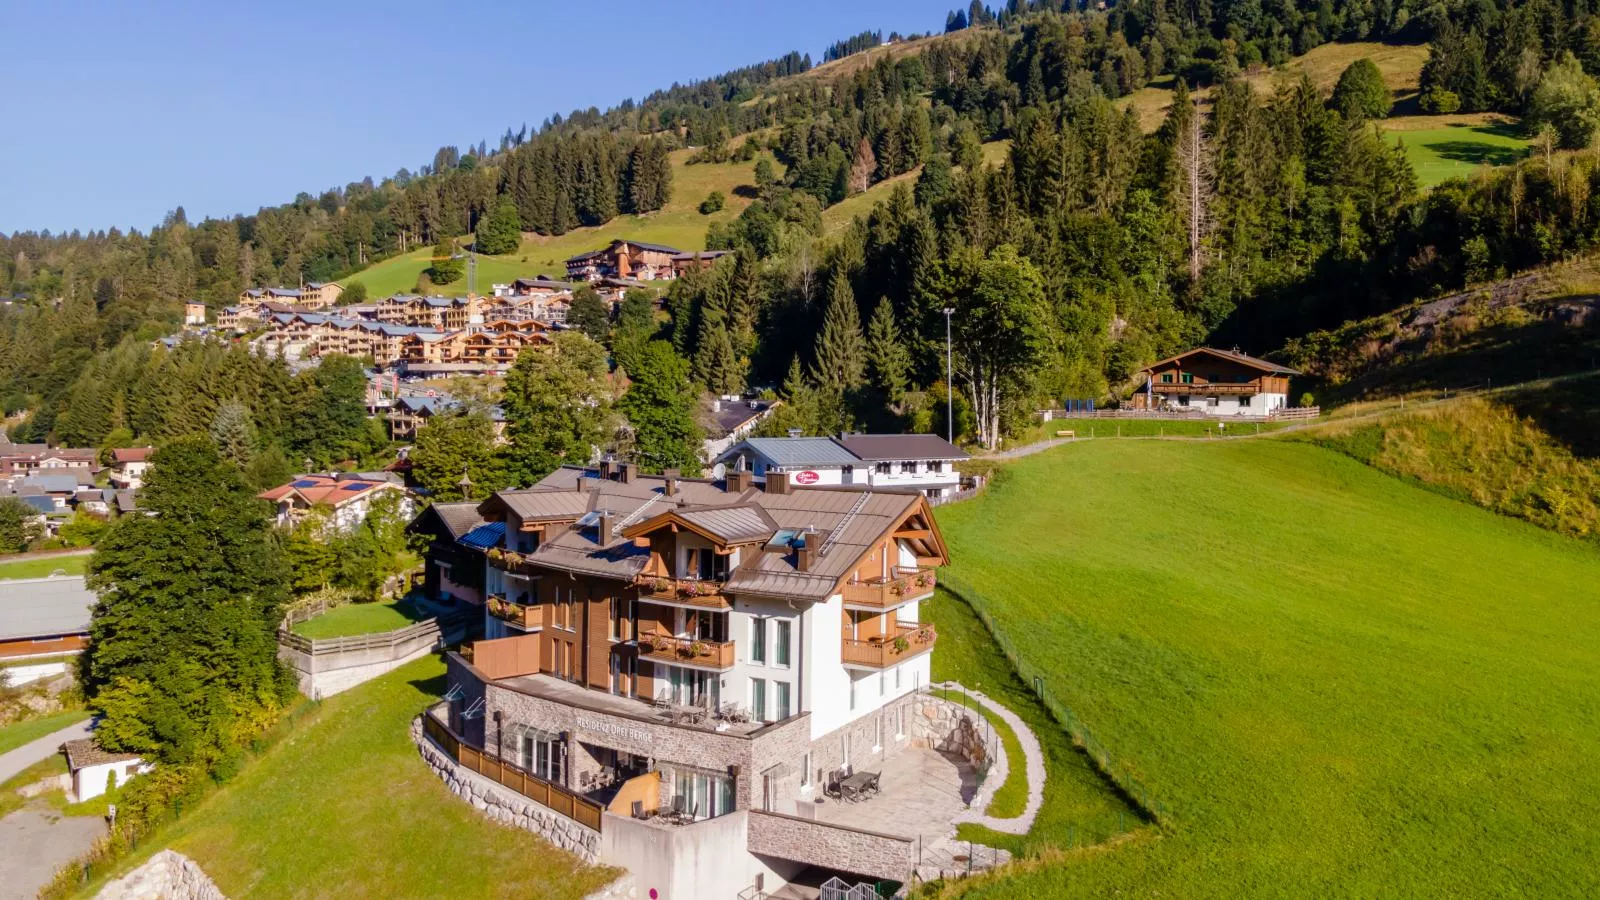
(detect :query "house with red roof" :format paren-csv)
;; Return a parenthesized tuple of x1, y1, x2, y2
(258, 473, 413, 533)
(109, 447, 155, 489)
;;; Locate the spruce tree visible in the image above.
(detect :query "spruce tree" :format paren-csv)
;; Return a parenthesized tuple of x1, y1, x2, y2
(812, 273, 867, 391)
(865, 296, 910, 404)
(209, 400, 256, 469)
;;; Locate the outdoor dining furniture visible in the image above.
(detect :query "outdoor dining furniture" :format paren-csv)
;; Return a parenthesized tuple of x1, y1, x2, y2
(840, 770, 878, 802)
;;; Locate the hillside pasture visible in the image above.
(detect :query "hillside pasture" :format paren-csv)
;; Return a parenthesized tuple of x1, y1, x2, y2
(1382, 118, 1530, 187)
(931, 439, 1600, 897)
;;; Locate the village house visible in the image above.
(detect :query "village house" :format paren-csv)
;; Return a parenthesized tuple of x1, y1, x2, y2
(407, 501, 493, 607)
(430, 462, 953, 893)
(700, 396, 779, 461)
(1132, 347, 1301, 416)
(713, 434, 970, 501)
(183, 300, 206, 326)
(109, 447, 155, 489)
(670, 249, 734, 277)
(258, 473, 414, 532)
(63, 739, 150, 803)
(0, 443, 98, 479)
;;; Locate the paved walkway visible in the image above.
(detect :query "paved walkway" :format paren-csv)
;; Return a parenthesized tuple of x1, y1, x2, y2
(0, 802, 106, 900)
(941, 683, 1046, 835)
(0, 717, 94, 784)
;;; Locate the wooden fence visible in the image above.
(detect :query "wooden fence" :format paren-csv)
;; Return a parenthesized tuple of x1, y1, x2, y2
(277, 616, 448, 656)
(421, 708, 604, 833)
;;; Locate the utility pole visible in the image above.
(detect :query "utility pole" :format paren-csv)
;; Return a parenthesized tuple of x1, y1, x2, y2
(943, 307, 955, 444)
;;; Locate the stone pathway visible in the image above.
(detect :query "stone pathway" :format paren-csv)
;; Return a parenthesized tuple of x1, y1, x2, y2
(939, 682, 1046, 835)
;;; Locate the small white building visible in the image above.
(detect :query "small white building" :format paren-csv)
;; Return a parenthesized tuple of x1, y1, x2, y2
(109, 447, 155, 490)
(711, 433, 969, 500)
(63, 738, 150, 803)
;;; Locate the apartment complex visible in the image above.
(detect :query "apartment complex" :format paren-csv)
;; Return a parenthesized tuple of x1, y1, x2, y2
(565, 240, 732, 282)
(436, 462, 947, 891)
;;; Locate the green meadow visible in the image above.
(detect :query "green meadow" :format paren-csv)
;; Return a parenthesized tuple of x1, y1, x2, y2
(931, 439, 1600, 897)
(1385, 120, 1530, 188)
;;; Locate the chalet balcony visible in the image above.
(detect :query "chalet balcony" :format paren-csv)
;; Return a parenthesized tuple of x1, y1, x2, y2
(634, 576, 732, 611)
(486, 594, 540, 630)
(842, 569, 937, 610)
(486, 547, 543, 577)
(1149, 381, 1257, 395)
(841, 623, 937, 670)
(636, 630, 736, 671)
(462, 633, 541, 680)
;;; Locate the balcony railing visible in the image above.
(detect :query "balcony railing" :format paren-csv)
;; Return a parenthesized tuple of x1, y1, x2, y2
(486, 594, 540, 629)
(842, 569, 937, 609)
(486, 547, 543, 577)
(841, 624, 937, 669)
(636, 631, 736, 670)
(1149, 381, 1258, 395)
(634, 576, 731, 610)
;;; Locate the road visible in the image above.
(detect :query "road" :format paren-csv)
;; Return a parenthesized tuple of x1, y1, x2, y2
(0, 717, 94, 784)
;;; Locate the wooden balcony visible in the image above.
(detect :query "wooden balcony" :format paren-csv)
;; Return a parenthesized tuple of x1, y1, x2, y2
(486, 594, 540, 630)
(841, 624, 937, 670)
(634, 576, 732, 611)
(1149, 381, 1257, 395)
(463, 633, 541, 680)
(636, 630, 736, 670)
(486, 547, 544, 577)
(842, 569, 937, 609)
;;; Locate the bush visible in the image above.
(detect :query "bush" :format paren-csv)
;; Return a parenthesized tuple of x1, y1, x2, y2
(1332, 58, 1392, 121)
(699, 191, 726, 215)
(1420, 87, 1461, 114)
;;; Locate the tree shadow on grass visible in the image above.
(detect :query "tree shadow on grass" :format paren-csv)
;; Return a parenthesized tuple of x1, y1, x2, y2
(1422, 138, 1527, 167)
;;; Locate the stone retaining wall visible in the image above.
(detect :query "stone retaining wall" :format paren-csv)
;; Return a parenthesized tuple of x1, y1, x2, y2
(411, 716, 601, 862)
(94, 850, 225, 900)
(908, 694, 1006, 814)
(746, 810, 914, 882)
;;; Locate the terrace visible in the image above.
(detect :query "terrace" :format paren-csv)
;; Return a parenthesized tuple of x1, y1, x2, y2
(807, 746, 978, 848)
(499, 672, 770, 738)
(485, 594, 539, 629)
(841, 568, 937, 610)
(635, 630, 736, 671)
(634, 576, 732, 611)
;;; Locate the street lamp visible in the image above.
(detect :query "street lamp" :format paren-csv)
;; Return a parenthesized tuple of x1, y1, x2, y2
(458, 467, 473, 500)
(942, 308, 955, 445)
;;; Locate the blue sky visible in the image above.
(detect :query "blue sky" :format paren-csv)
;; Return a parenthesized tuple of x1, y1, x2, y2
(0, 0, 946, 235)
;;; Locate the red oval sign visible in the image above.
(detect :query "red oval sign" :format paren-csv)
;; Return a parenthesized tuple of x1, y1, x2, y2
(794, 470, 820, 485)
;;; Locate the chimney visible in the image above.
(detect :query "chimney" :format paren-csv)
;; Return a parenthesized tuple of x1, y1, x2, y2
(597, 510, 614, 542)
(766, 471, 791, 495)
(795, 527, 818, 571)
(599, 458, 617, 480)
(726, 470, 752, 493)
(663, 468, 679, 497)
(620, 463, 639, 484)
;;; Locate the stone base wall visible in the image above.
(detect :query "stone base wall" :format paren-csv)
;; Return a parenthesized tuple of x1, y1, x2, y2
(909, 695, 998, 781)
(296, 643, 435, 699)
(95, 850, 226, 900)
(411, 716, 601, 862)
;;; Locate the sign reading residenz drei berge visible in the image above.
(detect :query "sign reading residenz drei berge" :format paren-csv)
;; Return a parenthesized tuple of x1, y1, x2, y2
(576, 714, 652, 746)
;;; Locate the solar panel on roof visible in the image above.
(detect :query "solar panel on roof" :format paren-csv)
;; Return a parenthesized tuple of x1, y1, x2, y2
(575, 510, 603, 528)
(341, 482, 370, 491)
(291, 479, 322, 488)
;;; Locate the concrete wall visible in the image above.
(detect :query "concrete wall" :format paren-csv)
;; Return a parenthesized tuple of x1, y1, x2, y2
(600, 810, 801, 900)
(278, 616, 458, 700)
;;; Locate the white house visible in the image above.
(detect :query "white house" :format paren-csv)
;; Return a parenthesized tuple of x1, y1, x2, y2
(63, 738, 150, 803)
(109, 447, 155, 490)
(711, 433, 969, 500)
(257, 474, 413, 533)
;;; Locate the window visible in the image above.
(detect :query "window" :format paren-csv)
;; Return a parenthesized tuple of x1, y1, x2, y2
(899, 461, 916, 474)
(800, 752, 813, 789)
(841, 464, 854, 481)
(879, 672, 886, 697)
(929, 461, 943, 474)
(875, 462, 892, 475)
(750, 617, 767, 664)
(775, 682, 791, 720)
(874, 716, 883, 751)
(521, 731, 564, 783)
(1161, 372, 1173, 383)
(1181, 372, 1194, 384)
(896, 705, 905, 739)
(774, 620, 791, 667)
(842, 732, 852, 768)
(751, 678, 767, 722)
(1238, 395, 1251, 407)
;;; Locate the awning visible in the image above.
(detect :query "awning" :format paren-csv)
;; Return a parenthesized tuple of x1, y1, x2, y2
(460, 521, 506, 550)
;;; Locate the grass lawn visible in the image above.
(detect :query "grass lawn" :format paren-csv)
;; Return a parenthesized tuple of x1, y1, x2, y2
(0, 755, 69, 819)
(102, 655, 615, 899)
(1383, 118, 1530, 187)
(343, 149, 768, 297)
(290, 597, 427, 640)
(930, 439, 1600, 897)
(0, 708, 91, 756)
(924, 593, 1138, 858)
(0, 553, 88, 579)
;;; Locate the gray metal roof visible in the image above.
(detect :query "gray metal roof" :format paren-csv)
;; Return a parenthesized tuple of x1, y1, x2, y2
(734, 437, 861, 467)
(0, 575, 94, 641)
(836, 434, 969, 462)
(674, 504, 780, 544)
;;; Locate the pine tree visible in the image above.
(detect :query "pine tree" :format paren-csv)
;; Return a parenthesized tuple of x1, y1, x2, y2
(568, 285, 612, 343)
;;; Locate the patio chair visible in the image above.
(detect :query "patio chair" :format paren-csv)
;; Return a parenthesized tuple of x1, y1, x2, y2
(866, 771, 882, 794)
(824, 772, 842, 800)
(668, 795, 687, 823)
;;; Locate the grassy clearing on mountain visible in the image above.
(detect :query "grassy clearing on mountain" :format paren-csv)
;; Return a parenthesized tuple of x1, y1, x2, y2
(1385, 120, 1530, 187)
(930, 439, 1600, 897)
(92, 655, 614, 899)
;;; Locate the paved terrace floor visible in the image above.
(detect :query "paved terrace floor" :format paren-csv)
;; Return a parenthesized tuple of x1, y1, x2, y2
(812, 746, 976, 846)
(499, 673, 768, 737)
